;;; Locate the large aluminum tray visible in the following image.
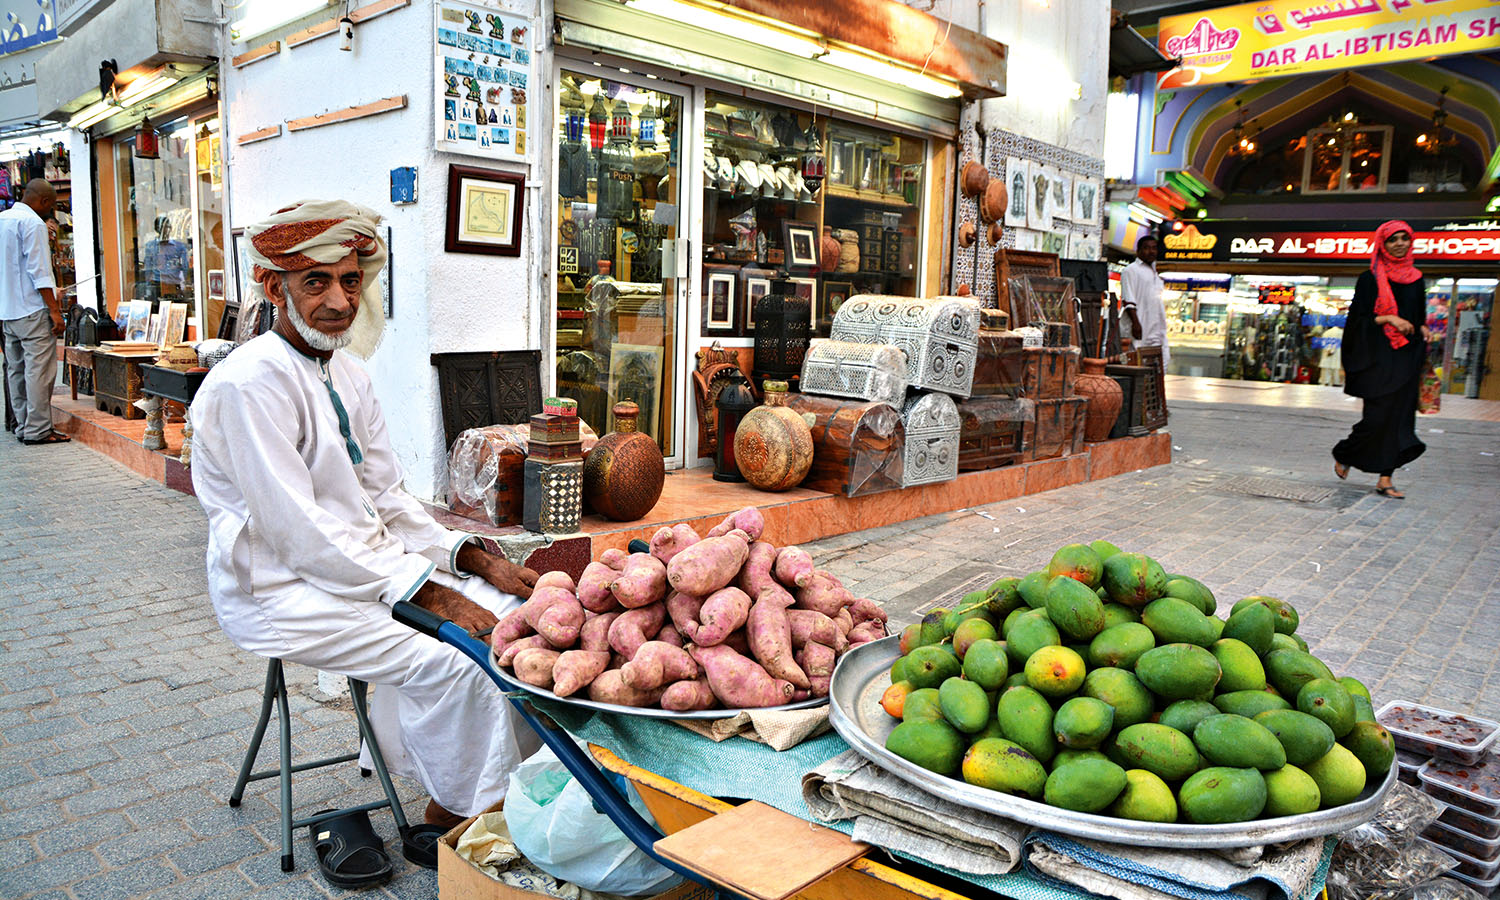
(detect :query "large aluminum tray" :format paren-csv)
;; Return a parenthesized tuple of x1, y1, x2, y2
(491, 650, 828, 720)
(829, 636, 1396, 849)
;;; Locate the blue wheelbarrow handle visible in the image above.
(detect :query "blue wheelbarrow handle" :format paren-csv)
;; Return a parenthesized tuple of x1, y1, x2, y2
(391, 600, 743, 898)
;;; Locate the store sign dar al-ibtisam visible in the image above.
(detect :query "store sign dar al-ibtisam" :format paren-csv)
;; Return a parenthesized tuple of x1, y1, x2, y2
(1160, 223, 1500, 263)
(1157, 0, 1500, 89)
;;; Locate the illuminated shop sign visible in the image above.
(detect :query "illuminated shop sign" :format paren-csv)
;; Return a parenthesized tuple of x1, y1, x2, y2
(1157, 0, 1500, 89)
(1159, 223, 1500, 263)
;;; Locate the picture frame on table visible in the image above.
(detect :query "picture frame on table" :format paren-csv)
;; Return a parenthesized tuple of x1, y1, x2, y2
(819, 281, 854, 333)
(445, 164, 525, 256)
(703, 266, 739, 336)
(782, 222, 819, 274)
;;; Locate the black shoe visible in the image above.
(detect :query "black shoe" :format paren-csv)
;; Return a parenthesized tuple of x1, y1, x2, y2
(308, 810, 392, 889)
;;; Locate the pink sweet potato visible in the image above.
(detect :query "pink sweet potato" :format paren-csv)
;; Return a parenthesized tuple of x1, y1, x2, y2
(694, 586, 753, 646)
(577, 559, 625, 613)
(660, 678, 716, 712)
(847, 620, 886, 646)
(797, 641, 836, 697)
(535, 571, 576, 592)
(654, 625, 683, 647)
(620, 641, 699, 690)
(834, 608, 854, 635)
(746, 589, 809, 689)
(773, 546, 815, 589)
(666, 531, 750, 597)
(607, 602, 666, 660)
(794, 572, 854, 618)
(512, 648, 561, 688)
(609, 553, 668, 609)
(521, 585, 585, 647)
(848, 598, 889, 628)
(600, 548, 629, 567)
(498, 634, 552, 667)
(790, 689, 811, 702)
(665, 591, 705, 641)
(552, 650, 610, 697)
(587, 669, 665, 707)
(688, 643, 795, 708)
(722, 628, 752, 656)
(490, 607, 533, 655)
(580, 612, 621, 653)
(787, 609, 838, 650)
(706, 506, 765, 540)
(649, 523, 701, 566)
(737, 541, 785, 602)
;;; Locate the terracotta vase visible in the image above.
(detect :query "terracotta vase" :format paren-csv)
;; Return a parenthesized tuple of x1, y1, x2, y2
(1076, 358, 1123, 442)
(819, 226, 840, 274)
(583, 401, 664, 520)
(734, 381, 814, 492)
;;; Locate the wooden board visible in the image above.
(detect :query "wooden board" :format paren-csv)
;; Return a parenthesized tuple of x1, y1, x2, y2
(653, 801, 867, 900)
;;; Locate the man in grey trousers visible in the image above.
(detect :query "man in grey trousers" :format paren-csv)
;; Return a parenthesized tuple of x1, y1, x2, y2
(1, 178, 68, 444)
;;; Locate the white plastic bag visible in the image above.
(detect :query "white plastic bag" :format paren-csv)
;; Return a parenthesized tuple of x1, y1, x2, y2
(504, 742, 683, 897)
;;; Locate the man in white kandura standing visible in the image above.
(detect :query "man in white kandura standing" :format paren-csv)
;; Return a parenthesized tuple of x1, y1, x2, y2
(1120, 234, 1170, 369)
(190, 200, 540, 887)
(2, 178, 69, 444)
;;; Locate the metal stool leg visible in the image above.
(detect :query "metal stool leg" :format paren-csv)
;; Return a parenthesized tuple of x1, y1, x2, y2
(349, 679, 409, 833)
(276, 664, 295, 872)
(229, 658, 280, 807)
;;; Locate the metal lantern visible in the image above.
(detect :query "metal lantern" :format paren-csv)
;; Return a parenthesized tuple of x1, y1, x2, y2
(135, 116, 160, 159)
(800, 122, 825, 197)
(713, 373, 757, 482)
(752, 278, 811, 384)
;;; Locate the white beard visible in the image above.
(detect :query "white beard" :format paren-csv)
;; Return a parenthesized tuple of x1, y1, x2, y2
(280, 295, 353, 352)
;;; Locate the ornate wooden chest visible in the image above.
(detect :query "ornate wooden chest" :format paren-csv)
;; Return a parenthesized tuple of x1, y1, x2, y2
(830, 295, 980, 398)
(899, 391, 960, 487)
(799, 339, 908, 407)
(782, 394, 904, 497)
(523, 458, 583, 534)
(93, 351, 151, 419)
(972, 330, 1025, 398)
(1023, 397, 1086, 462)
(448, 425, 528, 526)
(1020, 347, 1079, 401)
(957, 397, 1033, 472)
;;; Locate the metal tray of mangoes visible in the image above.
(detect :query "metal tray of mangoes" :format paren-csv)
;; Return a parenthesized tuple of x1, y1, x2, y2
(828, 636, 1396, 849)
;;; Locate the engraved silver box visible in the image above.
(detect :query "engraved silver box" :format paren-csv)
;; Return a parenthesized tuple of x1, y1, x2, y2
(899, 391, 960, 487)
(799, 339, 909, 406)
(830, 295, 981, 398)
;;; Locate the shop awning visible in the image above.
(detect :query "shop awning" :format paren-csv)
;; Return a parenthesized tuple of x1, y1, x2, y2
(1108, 11, 1176, 80)
(555, 0, 1005, 136)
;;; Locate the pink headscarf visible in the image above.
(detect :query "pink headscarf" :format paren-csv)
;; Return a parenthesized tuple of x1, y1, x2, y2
(1371, 220, 1422, 350)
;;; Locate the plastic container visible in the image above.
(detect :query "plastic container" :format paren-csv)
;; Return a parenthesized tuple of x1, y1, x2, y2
(1376, 701, 1500, 765)
(1397, 747, 1428, 785)
(1423, 818, 1500, 863)
(1418, 835, 1500, 885)
(1439, 802, 1500, 841)
(1418, 755, 1500, 817)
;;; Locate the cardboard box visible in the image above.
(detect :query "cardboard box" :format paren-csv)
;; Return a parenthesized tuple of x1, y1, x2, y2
(438, 801, 715, 900)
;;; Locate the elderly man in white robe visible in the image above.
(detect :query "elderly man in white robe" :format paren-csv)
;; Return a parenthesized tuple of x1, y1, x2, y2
(191, 201, 539, 874)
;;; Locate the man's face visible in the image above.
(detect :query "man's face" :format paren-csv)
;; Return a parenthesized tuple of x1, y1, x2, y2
(268, 252, 364, 339)
(1138, 239, 1159, 265)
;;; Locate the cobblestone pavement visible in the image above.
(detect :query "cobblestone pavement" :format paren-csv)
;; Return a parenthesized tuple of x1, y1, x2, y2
(1, 392, 1497, 899)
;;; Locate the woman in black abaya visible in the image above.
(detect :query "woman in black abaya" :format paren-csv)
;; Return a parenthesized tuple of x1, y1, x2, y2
(1332, 221, 1428, 498)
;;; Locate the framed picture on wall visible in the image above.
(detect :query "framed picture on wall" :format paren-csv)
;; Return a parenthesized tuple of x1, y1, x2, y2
(787, 276, 816, 311)
(819, 281, 854, 333)
(703, 265, 739, 336)
(1005, 157, 1029, 228)
(231, 228, 253, 306)
(740, 267, 775, 330)
(783, 222, 819, 274)
(445, 164, 525, 256)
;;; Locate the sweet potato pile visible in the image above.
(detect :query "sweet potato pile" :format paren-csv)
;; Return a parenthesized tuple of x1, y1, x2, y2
(492, 506, 889, 710)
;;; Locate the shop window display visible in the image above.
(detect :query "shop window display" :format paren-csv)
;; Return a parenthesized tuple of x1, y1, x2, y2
(116, 117, 195, 310)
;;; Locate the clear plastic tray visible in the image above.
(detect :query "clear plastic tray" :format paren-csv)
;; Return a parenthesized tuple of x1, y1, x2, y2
(1418, 835, 1500, 883)
(1397, 747, 1428, 785)
(1418, 755, 1500, 818)
(1423, 818, 1500, 864)
(1376, 701, 1500, 765)
(1439, 802, 1500, 841)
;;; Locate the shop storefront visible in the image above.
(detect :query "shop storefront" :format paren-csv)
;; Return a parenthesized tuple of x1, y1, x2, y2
(1157, 220, 1499, 397)
(0, 128, 75, 302)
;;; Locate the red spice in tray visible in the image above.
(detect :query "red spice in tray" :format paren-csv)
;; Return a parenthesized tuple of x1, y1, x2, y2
(1381, 704, 1494, 746)
(1422, 755, 1500, 815)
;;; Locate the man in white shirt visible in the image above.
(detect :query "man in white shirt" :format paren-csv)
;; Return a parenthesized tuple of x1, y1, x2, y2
(1, 178, 68, 444)
(1120, 235, 1170, 369)
(190, 201, 540, 859)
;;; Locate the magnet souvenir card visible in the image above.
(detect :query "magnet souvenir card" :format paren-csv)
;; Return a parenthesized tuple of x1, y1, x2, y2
(435, 1, 534, 163)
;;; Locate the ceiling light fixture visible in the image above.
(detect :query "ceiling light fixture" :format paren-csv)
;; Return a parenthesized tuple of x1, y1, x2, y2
(231, 0, 335, 43)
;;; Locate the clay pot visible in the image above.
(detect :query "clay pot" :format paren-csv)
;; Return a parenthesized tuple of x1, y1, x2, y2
(961, 160, 989, 197)
(583, 401, 665, 520)
(734, 382, 813, 491)
(957, 221, 977, 248)
(979, 179, 1008, 224)
(834, 229, 860, 273)
(820, 226, 840, 274)
(1076, 358, 1124, 442)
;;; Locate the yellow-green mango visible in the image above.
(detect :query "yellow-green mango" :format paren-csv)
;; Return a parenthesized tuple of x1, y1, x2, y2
(1082, 667, 1155, 730)
(1100, 553, 1169, 608)
(1296, 678, 1356, 738)
(1211, 638, 1267, 692)
(1006, 613, 1062, 669)
(1113, 723, 1202, 782)
(998, 686, 1056, 766)
(1253, 709, 1336, 767)
(1110, 769, 1179, 822)
(962, 738, 1048, 798)
(1192, 714, 1287, 771)
(1303, 743, 1366, 808)
(886, 719, 966, 776)
(1053, 748, 1111, 769)
(1340, 720, 1396, 784)
(1179, 767, 1267, 823)
(1263, 764, 1321, 817)
(1089, 622, 1156, 670)
(1048, 543, 1105, 590)
(1044, 758, 1128, 812)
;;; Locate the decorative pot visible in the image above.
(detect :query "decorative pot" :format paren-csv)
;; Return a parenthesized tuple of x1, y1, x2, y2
(734, 381, 814, 491)
(979, 179, 1008, 223)
(820, 226, 840, 274)
(1076, 358, 1123, 442)
(961, 160, 989, 197)
(582, 401, 664, 520)
(833, 228, 860, 273)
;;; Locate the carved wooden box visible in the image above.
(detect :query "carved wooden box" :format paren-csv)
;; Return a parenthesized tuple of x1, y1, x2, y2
(93, 352, 148, 420)
(830, 295, 980, 398)
(957, 397, 1033, 472)
(899, 391, 960, 487)
(972, 330, 1025, 399)
(1022, 397, 1086, 462)
(447, 425, 528, 526)
(523, 458, 583, 535)
(782, 394, 904, 498)
(799, 339, 908, 407)
(1020, 347, 1080, 401)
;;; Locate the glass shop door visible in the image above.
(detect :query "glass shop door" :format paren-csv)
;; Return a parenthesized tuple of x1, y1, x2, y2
(551, 64, 690, 465)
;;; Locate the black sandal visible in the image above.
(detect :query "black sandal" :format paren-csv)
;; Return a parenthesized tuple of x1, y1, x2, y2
(1333, 461, 1348, 480)
(1375, 486, 1405, 499)
(308, 810, 392, 889)
(21, 431, 70, 444)
(401, 823, 447, 870)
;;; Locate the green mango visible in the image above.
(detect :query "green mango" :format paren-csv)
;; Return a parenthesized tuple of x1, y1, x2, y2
(1134, 643, 1223, 700)
(1081, 667, 1155, 730)
(1100, 553, 1169, 608)
(1100, 603, 1141, 629)
(1267, 632, 1302, 654)
(1263, 764, 1321, 817)
(952, 618, 999, 660)
(1053, 748, 1111, 770)
(1112, 723, 1202, 782)
(1163, 575, 1217, 616)
(1304, 743, 1366, 808)
(1158, 699, 1221, 735)
(1210, 638, 1267, 692)
(902, 688, 945, 724)
(1089, 622, 1156, 670)
(1340, 721, 1396, 784)
(1296, 678, 1356, 738)
(1054, 697, 1115, 749)
(886, 719, 967, 776)
(1351, 694, 1376, 724)
(1046, 575, 1108, 642)
(1222, 601, 1275, 657)
(1179, 767, 1267, 823)
(1213, 690, 1293, 718)
(1192, 714, 1287, 771)
(1141, 597, 1219, 647)
(1045, 758, 1128, 812)
(1047, 543, 1105, 590)
(1110, 769, 1179, 822)
(1017, 571, 1052, 609)
(1254, 709, 1337, 767)
(1264, 649, 1336, 699)
(1338, 676, 1372, 702)
(939, 677, 991, 734)
(904, 645, 962, 690)
(997, 686, 1056, 766)
(961, 638, 1010, 691)
(1005, 612, 1062, 670)
(1089, 539, 1123, 560)
(984, 577, 1026, 619)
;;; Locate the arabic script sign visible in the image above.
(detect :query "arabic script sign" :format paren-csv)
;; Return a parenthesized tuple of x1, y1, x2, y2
(0, 0, 57, 56)
(1158, 0, 1500, 89)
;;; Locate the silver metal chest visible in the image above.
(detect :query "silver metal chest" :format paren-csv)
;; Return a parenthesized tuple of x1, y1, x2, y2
(831, 295, 981, 398)
(900, 391, 960, 487)
(799, 339, 909, 407)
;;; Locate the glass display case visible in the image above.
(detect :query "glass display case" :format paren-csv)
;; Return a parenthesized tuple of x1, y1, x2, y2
(1162, 274, 1230, 377)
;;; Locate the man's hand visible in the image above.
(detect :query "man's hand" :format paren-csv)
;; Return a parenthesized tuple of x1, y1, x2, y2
(50, 315, 65, 337)
(457, 542, 539, 599)
(411, 579, 498, 636)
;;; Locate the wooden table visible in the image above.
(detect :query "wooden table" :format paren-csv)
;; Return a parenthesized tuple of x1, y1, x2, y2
(64, 346, 95, 400)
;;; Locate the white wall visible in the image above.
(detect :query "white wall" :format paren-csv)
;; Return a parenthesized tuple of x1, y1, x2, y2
(222, 0, 546, 499)
(65, 130, 99, 311)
